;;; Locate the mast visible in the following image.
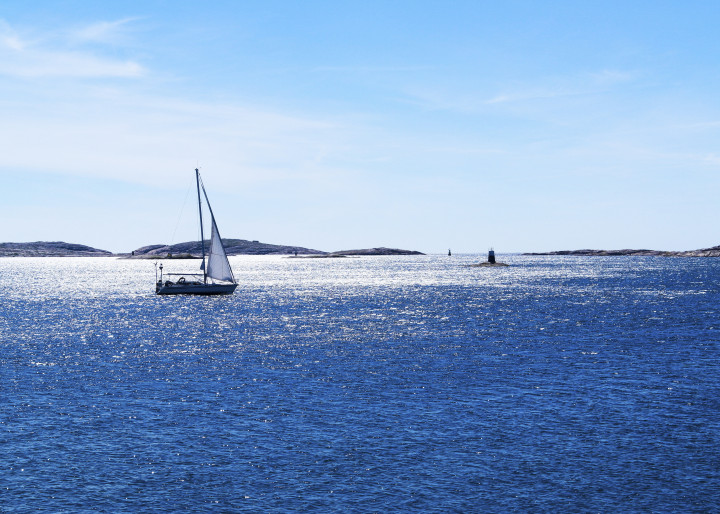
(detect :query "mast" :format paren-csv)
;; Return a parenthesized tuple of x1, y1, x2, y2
(196, 168, 207, 284)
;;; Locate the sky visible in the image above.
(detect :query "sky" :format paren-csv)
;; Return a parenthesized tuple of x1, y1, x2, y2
(1, 0, 720, 254)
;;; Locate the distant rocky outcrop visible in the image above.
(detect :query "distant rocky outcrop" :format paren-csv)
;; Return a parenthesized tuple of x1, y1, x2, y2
(329, 247, 425, 256)
(524, 245, 720, 257)
(128, 239, 326, 258)
(524, 249, 666, 256)
(679, 245, 720, 257)
(286, 254, 348, 259)
(286, 247, 425, 259)
(1, 240, 426, 258)
(0, 241, 113, 257)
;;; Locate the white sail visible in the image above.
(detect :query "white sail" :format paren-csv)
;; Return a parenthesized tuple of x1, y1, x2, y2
(206, 216, 234, 282)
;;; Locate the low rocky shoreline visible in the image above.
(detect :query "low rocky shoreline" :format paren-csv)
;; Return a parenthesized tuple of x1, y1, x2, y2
(0, 242, 113, 257)
(332, 247, 424, 256)
(126, 239, 326, 258)
(0, 241, 425, 258)
(524, 245, 720, 257)
(6, 241, 720, 258)
(287, 248, 425, 258)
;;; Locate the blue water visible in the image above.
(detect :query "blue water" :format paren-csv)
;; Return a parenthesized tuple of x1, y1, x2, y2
(1, 255, 719, 512)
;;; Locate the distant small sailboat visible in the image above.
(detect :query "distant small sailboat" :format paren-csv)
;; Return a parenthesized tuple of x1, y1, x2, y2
(155, 168, 238, 295)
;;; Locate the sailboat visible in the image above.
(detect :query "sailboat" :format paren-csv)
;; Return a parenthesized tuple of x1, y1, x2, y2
(155, 168, 238, 295)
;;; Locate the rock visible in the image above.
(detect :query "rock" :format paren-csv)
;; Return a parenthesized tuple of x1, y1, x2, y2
(286, 254, 349, 259)
(127, 239, 326, 258)
(523, 245, 720, 257)
(328, 247, 424, 256)
(675, 245, 720, 257)
(523, 249, 667, 256)
(0, 241, 113, 257)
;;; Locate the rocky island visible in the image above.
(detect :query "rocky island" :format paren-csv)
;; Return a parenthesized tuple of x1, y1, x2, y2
(330, 247, 424, 256)
(0, 240, 426, 258)
(0, 241, 113, 257)
(287, 247, 425, 258)
(127, 239, 326, 258)
(524, 245, 720, 257)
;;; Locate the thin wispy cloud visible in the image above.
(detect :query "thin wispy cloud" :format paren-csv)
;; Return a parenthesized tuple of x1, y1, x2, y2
(0, 50, 144, 78)
(70, 17, 141, 45)
(703, 153, 720, 165)
(590, 69, 638, 85)
(485, 94, 511, 105)
(0, 19, 144, 78)
(1, 34, 24, 50)
(0, 83, 353, 189)
(0, 20, 27, 49)
(402, 69, 640, 112)
(484, 69, 639, 105)
(312, 65, 432, 73)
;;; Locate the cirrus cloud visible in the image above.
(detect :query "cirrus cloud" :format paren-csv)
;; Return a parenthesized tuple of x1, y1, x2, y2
(0, 19, 144, 78)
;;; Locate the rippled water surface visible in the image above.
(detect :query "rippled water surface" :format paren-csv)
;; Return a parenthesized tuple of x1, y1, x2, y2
(1, 255, 719, 512)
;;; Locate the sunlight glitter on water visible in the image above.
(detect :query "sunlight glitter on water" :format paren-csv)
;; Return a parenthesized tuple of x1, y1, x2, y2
(1, 254, 719, 511)
(1, 253, 684, 300)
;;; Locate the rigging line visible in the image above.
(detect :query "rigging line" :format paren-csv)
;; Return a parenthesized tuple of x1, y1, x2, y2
(170, 180, 194, 246)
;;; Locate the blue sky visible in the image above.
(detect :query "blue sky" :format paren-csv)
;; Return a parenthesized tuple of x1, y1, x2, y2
(1, 1, 719, 253)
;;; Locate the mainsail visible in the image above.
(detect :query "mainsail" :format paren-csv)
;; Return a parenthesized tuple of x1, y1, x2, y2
(200, 179, 235, 284)
(206, 216, 234, 282)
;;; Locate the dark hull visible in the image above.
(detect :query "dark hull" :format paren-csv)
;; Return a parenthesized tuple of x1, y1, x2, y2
(156, 282, 237, 295)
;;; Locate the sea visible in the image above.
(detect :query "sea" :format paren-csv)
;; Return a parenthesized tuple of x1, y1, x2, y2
(1, 254, 719, 512)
